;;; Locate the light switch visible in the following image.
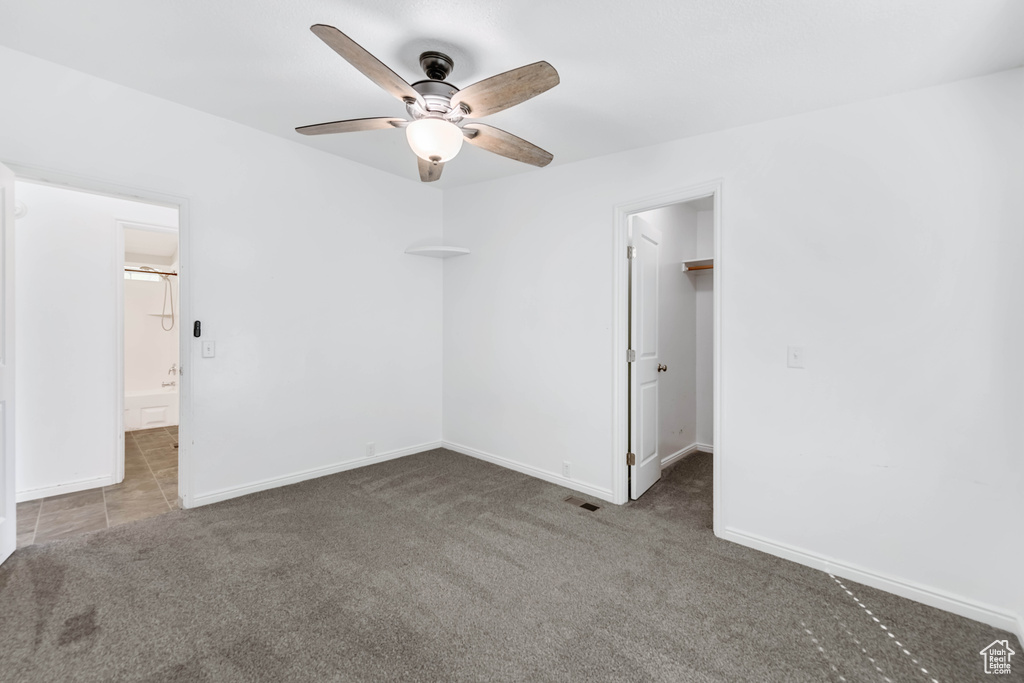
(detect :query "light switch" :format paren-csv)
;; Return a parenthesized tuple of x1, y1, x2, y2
(202, 341, 216, 358)
(787, 346, 804, 369)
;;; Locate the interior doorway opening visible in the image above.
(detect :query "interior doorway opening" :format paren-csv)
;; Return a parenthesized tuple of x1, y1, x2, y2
(122, 222, 180, 438)
(611, 181, 722, 523)
(12, 178, 184, 547)
(628, 195, 715, 499)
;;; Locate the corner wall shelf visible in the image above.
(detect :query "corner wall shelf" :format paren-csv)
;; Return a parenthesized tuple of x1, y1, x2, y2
(405, 246, 470, 259)
(682, 257, 713, 272)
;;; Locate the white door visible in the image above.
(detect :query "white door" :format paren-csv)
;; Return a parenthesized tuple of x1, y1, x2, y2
(629, 216, 662, 499)
(0, 163, 16, 563)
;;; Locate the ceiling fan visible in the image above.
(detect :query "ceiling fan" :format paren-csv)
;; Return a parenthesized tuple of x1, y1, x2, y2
(296, 24, 559, 182)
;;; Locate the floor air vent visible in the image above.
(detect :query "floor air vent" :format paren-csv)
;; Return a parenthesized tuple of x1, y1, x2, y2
(564, 496, 600, 511)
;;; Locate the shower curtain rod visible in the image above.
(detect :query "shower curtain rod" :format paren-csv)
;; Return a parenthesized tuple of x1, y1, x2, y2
(124, 267, 178, 277)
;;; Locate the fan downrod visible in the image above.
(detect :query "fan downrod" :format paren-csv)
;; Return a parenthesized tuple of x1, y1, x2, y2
(419, 51, 454, 81)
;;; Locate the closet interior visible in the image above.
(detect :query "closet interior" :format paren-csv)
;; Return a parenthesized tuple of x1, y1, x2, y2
(636, 196, 714, 468)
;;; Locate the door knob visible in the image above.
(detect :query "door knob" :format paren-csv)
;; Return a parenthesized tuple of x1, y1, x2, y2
(657, 364, 667, 372)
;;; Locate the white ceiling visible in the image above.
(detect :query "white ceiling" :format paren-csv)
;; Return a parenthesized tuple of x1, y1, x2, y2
(2, 0, 1022, 189)
(124, 228, 178, 265)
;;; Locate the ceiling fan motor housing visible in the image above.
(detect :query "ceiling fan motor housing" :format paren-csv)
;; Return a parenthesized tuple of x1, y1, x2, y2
(410, 79, 460, 116)
(406, 51, 463, 118)
(419, 51, 454, 81)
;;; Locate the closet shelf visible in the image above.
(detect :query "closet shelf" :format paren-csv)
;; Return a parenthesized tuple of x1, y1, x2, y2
(681, 257, 713, 272)
(405, 246, 470, 259)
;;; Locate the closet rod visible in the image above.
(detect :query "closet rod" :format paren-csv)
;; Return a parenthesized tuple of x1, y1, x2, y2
(124, 267, 178, 277)
(687, 265, 713, 271)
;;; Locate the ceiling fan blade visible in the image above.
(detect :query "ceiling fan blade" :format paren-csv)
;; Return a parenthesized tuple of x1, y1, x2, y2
(449, 61, 559, 118)
(310, 24, 425, 108)
(463, 124, 553, 167)
(296, 117, 404, 136)
(418, 157, 444, 182)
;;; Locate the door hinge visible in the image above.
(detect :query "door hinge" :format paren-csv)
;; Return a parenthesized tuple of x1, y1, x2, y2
(627, 349, 636, 362)
(626, 452, 636, 467)
(627, 246, 637, 259)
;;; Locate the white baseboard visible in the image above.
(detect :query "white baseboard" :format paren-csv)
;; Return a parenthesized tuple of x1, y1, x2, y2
(720, 526, 1022, 638)
(16, 474, 117, 502)
(442, 440, 615, 503)
(662, 443, 714, 467)
(661, 442, 717, 467)
(662, 444, 699, 467)
(189, 440, 443, 508)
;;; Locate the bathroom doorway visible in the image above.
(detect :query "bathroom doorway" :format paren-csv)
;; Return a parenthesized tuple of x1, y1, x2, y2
(119, 222, 181, 512)
(12, 174, 189, 547)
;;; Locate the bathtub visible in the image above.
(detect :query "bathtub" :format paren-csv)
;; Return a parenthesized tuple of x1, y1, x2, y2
(124, 387, 179, 431)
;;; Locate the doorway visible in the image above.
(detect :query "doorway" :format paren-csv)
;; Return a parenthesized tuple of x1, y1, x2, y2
(119, 221, 181, 516)
(9, 172, 190, 547)
(611, 182, 722, 523)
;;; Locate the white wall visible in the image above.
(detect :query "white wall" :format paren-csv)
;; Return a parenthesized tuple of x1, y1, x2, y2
(14, 182, 177, 498)
(0, 46, 444, 505)
(124, 272, 179, 396)
(694, 209, 714, 447)
(443, 69, 1024, 634)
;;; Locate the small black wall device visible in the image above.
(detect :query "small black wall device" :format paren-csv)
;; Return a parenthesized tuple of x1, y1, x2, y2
(193, 321, 201, 338)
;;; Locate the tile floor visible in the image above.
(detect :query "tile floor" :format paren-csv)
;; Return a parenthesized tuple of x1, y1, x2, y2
(16, 426, 178, 547)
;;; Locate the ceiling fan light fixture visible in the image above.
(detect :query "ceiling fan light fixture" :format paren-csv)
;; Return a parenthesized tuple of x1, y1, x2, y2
(406, 117, 464, 163)
(299, 25, 559, 182)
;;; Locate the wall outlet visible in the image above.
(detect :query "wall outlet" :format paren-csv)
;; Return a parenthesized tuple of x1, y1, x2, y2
(366, 442, 375, 457)
(562, 460, 571, 478)
(787, 346, 805, 369)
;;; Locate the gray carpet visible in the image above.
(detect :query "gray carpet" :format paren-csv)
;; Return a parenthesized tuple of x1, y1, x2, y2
(0, 449, 1019, 682)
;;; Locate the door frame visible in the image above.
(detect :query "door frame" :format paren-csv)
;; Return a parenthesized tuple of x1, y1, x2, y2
(5, 162, 195, 508)
(611, 180, 723, 530)
(1, 162, 16, 563)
